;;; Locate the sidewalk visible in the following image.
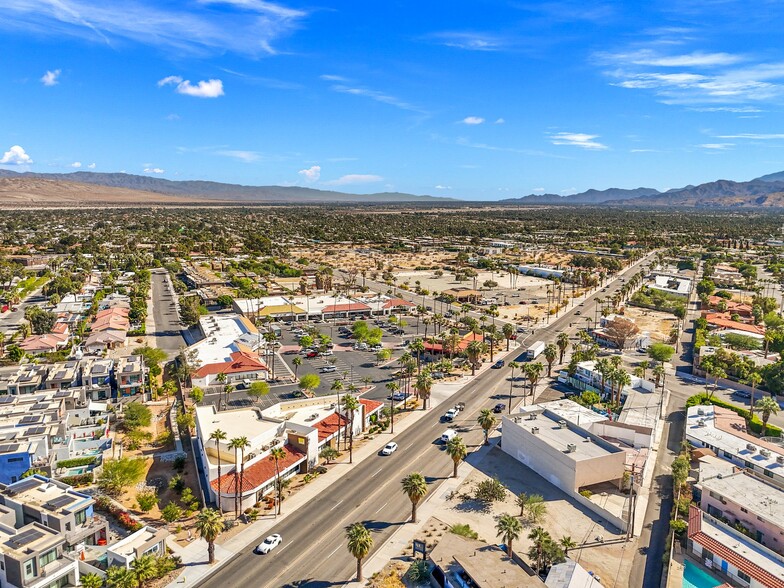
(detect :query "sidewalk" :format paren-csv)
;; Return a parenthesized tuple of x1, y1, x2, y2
(343, 435, 501, 588)
(164, 347, 517, 588)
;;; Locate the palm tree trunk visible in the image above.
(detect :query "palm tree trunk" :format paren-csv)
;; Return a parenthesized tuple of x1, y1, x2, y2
(412, 502, 417, 523)
(453, 460, 458, 478)
(750, 385, 756, 418)
(507, 539, 512, 557)
(349, 416, 354, 463)
(216, 457, 222, 513)
(357, 559, 363, 583)
(208, 541, 215, 564)
(275, 461, 282, 515)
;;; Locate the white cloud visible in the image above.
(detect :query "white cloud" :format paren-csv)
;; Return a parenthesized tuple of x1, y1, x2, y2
(0, 145, 33, 165)
(70, 161, 82, 168)
(298, 165, 321, 182)
(143, 167, 165, 174)
(434, 185, 452, 190)
(630, 148, 659, 153)
(549, 132, 608, 150)
(461, 116, 485, 125)
(494, 118, 505, 124)
(87, 163, 96, 169)
(215, 150, 261, 162)
(328, 82, 426, 114)
(40, 69, 61, 86)
(158, 76, 224, 98)
(532, 187, 545, 194)
(0, 0, 306, 57)
(716, 133, 784, 140)
(319, 74, 348, 82)
(166, 113, 181, 121)
(325, 174, 383, 186)
(599, 50, 745, 68)
(689, 106, 763, 113)
(699, 143, 734, 150)
(427, 31, 505, 51)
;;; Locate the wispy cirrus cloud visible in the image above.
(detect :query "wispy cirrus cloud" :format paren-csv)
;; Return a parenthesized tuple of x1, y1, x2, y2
(699, 143, 734, 150)
(425, 31, 506, 51)
(324, 174, 383, 186)
(549, 132, 608, 150)
(715, 133, 784, 140)
(214, 150, 263, 162)
(158, 76, 224, 98)
(0, 0, 306, 57)
(322, 76, 426, 114)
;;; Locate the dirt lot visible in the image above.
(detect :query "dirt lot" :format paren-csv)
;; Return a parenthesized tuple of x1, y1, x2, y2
(621, 306, 677, 342)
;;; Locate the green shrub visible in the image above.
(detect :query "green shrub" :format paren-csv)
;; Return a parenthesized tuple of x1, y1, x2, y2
(173, 455, 186, 472)
(59, 473, 93, 487)
(137, 490, 158, 512)
(579, 489, 593, 499)
(169, 474, 185, 493)
(450, 523, 479, 539)
(57, 456, 97, 469)
(670, 519, 688, 536)
(407, 560, 431, 582)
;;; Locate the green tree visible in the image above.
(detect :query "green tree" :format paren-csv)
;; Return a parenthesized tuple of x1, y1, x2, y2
(401, 472, 428, 523)
(291, 355, 303, 378)
(465, 340, 486, 376)
(477, 408, 497, 445)
(190, 387, 204, 403)
(208, 428, 227, 513)
(745, 372, 763, 419)
(755, 396, 780, 430)
(161, 501, 183, 525)
(298, 373, 320, 396)
(414, 372, 433, 410)
(106, 565, 137, 588)
(556, 332, 570, 364)
(80, 573, 104, 588)
(131, 554, 157, 588)
(496, 514, 523, 557)
(246, 381, 270, 404)
(445, 435, 467, 478)
(136, 489, 158, 512)
(502, 323, 515, 351)
(319, 445, 339, 464)
(507, 361, 520, 414)
(543, 343, 558, 376)
(270, 447, 287, 515)
(559, 535, 577, 555)
(671, 454, 689, 487)
(648, 342, 675, 365)
(194, 508, 224, 565)
(98, 457, 147, 496)
(342, 394, 360, 463)
(580, 390, 600, 407)
(346, 522, 373, 583)
(123, 403, 152, 430)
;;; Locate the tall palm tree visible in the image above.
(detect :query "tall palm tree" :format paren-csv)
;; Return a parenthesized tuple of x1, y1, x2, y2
(401, 472, 428, 523)
(234, 436, 250, 517)
(559, 535, 577, 555)
(756, 396, 780, 430)
(415, 372, 433, 410)
(215, 372, 227, 410)
(208, 428, 227, 512)
(502, 323, 515, 351)
(543, 343, 558, 376)
(614, 370, 632, 406)
(507, 361, 520, 413)
(106, 566, 137, 588)
(292, 355, 302, 379)
(269, 446, 287, 515)
(385, 380, 399, 433)
(194, 508, 224, 564)
(228, 437, 244, 519)
(130, 554, 157, 588)
(331, 379, 344, 449)
(527, 526, 549, 572)
(477, 408, 497, 445)
(556, 332, 570, 364)
(409, 338, 425, 374)
(496, 514, 523, 557)
(526, 362, 544, 400)
(346, 522, 373, 582)
(745, 372, 763, 418)
(342, 394, 360, 463)
(445, 435, 467, 478)
(465, 340, 485, 376)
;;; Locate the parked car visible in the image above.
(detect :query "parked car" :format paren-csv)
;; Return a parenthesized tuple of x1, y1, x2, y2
(492, 360, 505, 369)
(734, 390, 752, 399)
(319, 350, 333, 357)
(381, 442, 398, 455)
(493, 403, 505, 413)
(388, 392, 405, 401)
(254, 534, 282, 554)
(431, 371, 445, 379)
(443, 408, 458, 422)
(306, 351, 318, 358)
(320, 365, 337, 373)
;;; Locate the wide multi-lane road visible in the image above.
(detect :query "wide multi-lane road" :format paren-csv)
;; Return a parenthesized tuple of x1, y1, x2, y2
(197, 253, 656, 588)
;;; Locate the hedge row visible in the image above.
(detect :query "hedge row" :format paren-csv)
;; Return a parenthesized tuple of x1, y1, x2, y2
(57, 456, 98, 469)
(686, 393, 783, 437)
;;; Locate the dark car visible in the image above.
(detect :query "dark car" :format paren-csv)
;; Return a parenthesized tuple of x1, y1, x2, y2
(734, 390, 752, 399)
(491, 360, 505, 369)
(493, 403, 505, 413)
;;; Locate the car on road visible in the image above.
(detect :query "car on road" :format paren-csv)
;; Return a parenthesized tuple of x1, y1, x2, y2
(353, 342, 369, 351)
(516, 326, 526, 333)
(254, 534, 282, 554)
(388, 392, 405, 401)
(320, 365, 337, 373)
(493, 403, 505, 413)
(431, 371, 444, 379)
(575, 310, 581, 315)
(491, 360, 505, 369)
(443, 408, 459, 422)
(455, 402, 465, 412)
(441, 429, 457, 443)
(733, 390, 752, 399)
(381, 442, 398, 455)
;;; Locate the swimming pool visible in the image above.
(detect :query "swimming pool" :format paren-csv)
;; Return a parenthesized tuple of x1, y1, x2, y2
(683, 560, 721, 588)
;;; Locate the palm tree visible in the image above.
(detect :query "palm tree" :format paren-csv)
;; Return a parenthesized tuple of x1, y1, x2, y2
(745, 372, 763, 418)
(507, 361, 520, 413)
(639, 360, 650, 379)
(526, 362, 544, 400)
(445, 435, 467, 478)
(409, 338, 425, 373)
(614, 370, 632, 407)
(80, 573, 104, 588)
(292, 355, 302, 379)
(652, 364, 665, 389)
(270, 446, 287, 515)
(346, 522, 373, 582)
(401, 472, 428, 523)
(106, 566, 137, 588)
(331, 379, 344, 448)
(756, 396, 780, 430)
(496, 514, 523, 557)
(342, 394, 360, 463)
(543, 343, 557, 376)
(385, 380, 399, 433)
(502, 323, 515, 351)
(465, 340, 485, 376)
(559, 535, 577, 555)
(228, 437, 245, 519)
(414, 372, 433, 410)
(130, 554, 157, 588)
(556, 332, 570, 364)
(527, 526, 549, 572)
(208, 428, 227, 513)
(477, 408, 497, 445)
(194, 508, 224, 564)
(215, 372, 227, 410)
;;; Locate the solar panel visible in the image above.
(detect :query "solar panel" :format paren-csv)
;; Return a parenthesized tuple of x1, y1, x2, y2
(55, 371, 66, 380)
(6, 477, 42, 495)
(0, 396, 15, 404)
(54, 390, 70, 398)
(24, 427, 47, 436)
(0, 443, 21, 453)
(20, 415, 42, 425)
(32, 403, 49, 411)
(10, 528, 44, 547)
(44, 495, 76, 511)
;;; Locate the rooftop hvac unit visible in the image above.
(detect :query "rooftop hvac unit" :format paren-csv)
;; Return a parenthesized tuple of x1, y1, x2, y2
(558, 420, 568, 429)
(697, 408, 705, 416)
(746, 443, 757, 453)
(697, 419, 706, 427)
(761, 449, 772, 458)
(531, 427, 539, 434)
(527, 414, 537, 420)
(777, 456, 784, 465)
(566, 443, 577, 453)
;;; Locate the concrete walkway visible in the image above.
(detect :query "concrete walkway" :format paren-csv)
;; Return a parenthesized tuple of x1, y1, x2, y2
(165, 345, 519, 588)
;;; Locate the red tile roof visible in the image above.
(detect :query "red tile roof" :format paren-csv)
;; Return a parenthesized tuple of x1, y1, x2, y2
(688, 506, 784, 588)
(323, 302, 371, 314)
(383, 298, 415, 309)
(703, 313, 765, 335)
(359, 398, 383, 414)
(210, 445, 306, 494)
(314, 413, 348, 442)
(194, 351, 268, 378)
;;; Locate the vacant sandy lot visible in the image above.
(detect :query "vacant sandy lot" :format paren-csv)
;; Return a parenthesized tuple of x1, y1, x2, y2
(621, 306, 677, 341)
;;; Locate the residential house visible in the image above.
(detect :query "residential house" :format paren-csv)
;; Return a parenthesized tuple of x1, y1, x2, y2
(105, 526, 168, 568)
(115, 356, 144, 396)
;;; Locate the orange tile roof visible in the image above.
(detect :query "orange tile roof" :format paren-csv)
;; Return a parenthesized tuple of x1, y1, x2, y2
(383, 298, 415, 309)
(210, 445, 306, 494)
(704, 313, 765, 335)
(359, 398, 384, 413)
(323, 302, 371, 313)
(194, 350, 268, 378)
(314, 413, 349, 442)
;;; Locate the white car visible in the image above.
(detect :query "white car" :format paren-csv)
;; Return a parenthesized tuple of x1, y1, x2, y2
(443, 408, 458, 422)
(381, 442, 398, 455)
(320, 365, 337, 373)
(255, 534, 282, 554)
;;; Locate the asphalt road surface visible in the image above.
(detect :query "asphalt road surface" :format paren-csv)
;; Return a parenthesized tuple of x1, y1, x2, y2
(150, 268, 185, 358)
(195, 253, 657, 588)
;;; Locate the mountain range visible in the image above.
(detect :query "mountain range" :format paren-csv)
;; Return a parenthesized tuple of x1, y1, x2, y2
(1, 168, 784, 207)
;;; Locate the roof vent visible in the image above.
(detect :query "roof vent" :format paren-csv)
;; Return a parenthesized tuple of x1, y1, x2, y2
(761, 449, 771, 458)
(697, 407, 705, 416)
(566, 443, 577, 453)
(746, 443, 757, 453)
(777, 456, 784, 465)
(531, 427, 539, 434)
(558, 420, 568, 429)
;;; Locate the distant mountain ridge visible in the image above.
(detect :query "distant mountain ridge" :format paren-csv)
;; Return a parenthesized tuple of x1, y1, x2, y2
(0, 170, 454, 203)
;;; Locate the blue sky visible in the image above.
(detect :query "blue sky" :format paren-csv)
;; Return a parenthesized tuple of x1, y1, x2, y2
(2, 0, 784, 200)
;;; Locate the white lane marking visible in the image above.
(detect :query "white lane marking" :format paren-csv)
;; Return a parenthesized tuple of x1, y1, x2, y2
(276, 542, 289, 554)
(375, 501, 389, 514)
(326, 544, 342, 559)
(405, 443, 415, 451)
(330, 499, 344, 511)
(372, 468, 383, 478)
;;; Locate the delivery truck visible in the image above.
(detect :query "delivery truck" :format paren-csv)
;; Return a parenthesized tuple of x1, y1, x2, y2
(526, 340, 546, 360)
